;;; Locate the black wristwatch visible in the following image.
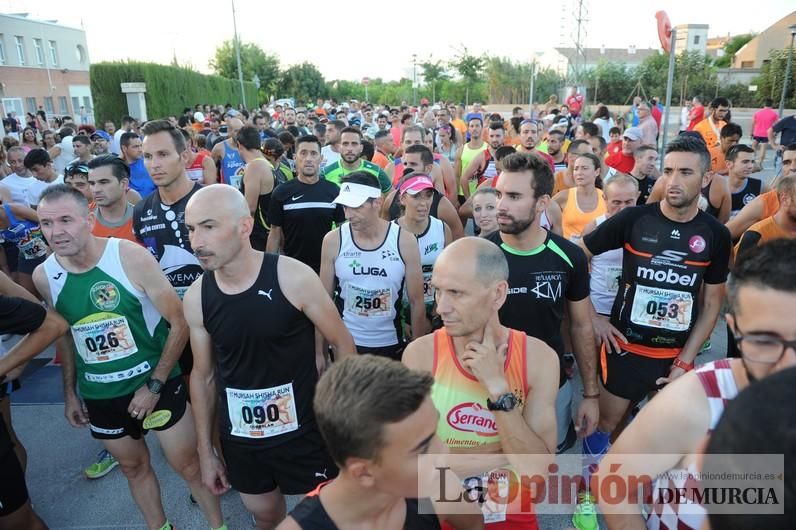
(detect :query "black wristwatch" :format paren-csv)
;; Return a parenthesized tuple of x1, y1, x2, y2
(486, 392, 518, 412)
(146, 378, 165, 395)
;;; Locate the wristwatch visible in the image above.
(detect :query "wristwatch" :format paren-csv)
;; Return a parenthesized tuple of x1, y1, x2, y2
(146, 378, 165, 395)
(486, 393, 518, 412)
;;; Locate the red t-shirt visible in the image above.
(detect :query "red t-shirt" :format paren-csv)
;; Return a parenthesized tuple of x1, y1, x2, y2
(651, 106, 662, 127)
(607, 140, 622, 157)
(687, 105, 704, 131)
(605, 151, 635, 173)
(566, 94, 584, 115)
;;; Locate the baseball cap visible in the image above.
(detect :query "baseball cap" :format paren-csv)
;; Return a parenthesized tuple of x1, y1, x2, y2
(333, 182, 381, 208)
(399, 175, 435, 196)
(226, 109, 240, 118)
(90, 130, 111, 142)
(623, 127, 643, 141)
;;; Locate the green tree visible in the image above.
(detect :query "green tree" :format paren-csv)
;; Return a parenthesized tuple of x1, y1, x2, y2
(278, 63, 327, 103)
(450, 47, 485, 106)
(755, 47, 796, 109)
(209, 40, 280, 104)
(713, 34, 755, 68)
(420, 58, 449, 103)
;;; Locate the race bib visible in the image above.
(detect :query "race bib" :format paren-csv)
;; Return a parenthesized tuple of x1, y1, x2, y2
(226, 383, 299, 439)
(19, 232, 47, 260)
(230, 168, 244, 190)
(72, 313, 138, 364)
(630, 285, 693, 332)
(422, 271, 435, 304)
(604, 265, 623, 295)
(464, 469, 511, 524)
(346, 284, 392, 317)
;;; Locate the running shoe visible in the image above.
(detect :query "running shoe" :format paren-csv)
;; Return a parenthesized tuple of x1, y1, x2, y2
(572, 491, 599, 530)
(84, 449, 119, 479)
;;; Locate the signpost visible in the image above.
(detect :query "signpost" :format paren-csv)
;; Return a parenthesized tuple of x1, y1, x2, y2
(656, 10, 676, 164)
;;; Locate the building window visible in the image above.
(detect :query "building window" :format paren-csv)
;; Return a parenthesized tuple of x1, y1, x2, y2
(58, 96, 69, 114)
(26, 97, 37, 113)
(44, 97, 54, 114)
(15, 36, 25, 65)
(693, 35, 700, 45)
(76, 44, 86, 64)
(0, 35, 6, 65)
(48, 40, 58, 66)
(34, 38, 44, 65)
(741, 61, 755, 69)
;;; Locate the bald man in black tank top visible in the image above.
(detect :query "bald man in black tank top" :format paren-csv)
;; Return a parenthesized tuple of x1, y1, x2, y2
(183, 185, 355, 529)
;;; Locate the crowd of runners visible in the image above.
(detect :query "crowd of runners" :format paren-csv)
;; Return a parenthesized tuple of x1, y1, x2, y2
(1, 93, 795, 530)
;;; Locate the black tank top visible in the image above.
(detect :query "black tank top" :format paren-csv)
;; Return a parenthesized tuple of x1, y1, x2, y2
(240, 180, 271, 241)
(701, 179, 721, 219)
(388, 190, 442, 221)
(291, 490, 441, 530)
(730, 178, 762, 216)
(201, 253, 318, 447)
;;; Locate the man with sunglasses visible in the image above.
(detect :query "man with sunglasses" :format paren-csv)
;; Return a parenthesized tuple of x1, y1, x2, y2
(598, 239, 796, 530)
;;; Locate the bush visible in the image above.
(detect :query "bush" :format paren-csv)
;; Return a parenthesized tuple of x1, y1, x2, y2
(91, 61, 258, 125)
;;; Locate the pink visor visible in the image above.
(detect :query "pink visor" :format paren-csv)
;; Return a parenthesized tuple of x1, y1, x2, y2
(400, 175, 435, 195)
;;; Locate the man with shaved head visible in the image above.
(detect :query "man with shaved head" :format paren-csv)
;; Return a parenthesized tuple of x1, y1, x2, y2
(403, 237, 559, 528)
(184, 184, 356, 529)
(32, 185, 225, 530)
(211, 116, 245, 187)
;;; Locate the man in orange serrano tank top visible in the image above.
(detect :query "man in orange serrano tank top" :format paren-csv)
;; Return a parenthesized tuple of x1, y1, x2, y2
(87, 155, 138, 242)
(403, 237, 559, 530)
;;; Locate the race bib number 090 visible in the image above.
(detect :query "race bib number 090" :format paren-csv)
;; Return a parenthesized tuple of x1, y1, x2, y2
(226, 383, 299, 439)
(630, 285, 693, 331)
(346, 284, 391, 317)
(72, 313, 138, 364)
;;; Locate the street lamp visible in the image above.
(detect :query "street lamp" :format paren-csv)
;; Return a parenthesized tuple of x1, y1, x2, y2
(778, 23, 796, 118)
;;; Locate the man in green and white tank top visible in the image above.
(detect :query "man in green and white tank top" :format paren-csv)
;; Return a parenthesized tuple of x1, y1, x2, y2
(455, 116, 487, 203)
(33, 185, 226, 530)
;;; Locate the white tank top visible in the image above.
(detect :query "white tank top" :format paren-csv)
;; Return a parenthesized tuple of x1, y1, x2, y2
(396, 217, 445, 307)
(335, 222, 405, 347)
(589, 214, 623, 315)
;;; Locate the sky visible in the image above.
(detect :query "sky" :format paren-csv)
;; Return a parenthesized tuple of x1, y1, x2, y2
(2, 0, 794, 82)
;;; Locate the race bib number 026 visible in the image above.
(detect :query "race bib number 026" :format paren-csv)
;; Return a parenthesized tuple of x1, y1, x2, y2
(346, 284, 391, 317)
(630, 285, 693, 332)
(72, 313, 138, 364)
(226, 383, 299, 439)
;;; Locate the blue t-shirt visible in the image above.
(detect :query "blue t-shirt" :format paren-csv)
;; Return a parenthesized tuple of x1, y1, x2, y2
(128, 158, 156, 198)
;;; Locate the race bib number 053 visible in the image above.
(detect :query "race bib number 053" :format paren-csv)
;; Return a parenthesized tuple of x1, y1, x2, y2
(345, 284, 391, 317)
(226, 383, 299, 439)
(72, 313, 138, 364)
(630, 285, 693, 332)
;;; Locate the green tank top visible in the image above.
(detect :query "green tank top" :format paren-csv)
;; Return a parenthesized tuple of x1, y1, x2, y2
(44, 238, 177, 400)
(460, 142, 488, 195)
(321, 160, 392, 193)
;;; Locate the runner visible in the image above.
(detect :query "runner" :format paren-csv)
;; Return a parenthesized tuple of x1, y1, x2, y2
(183, 184, 355, 529)
(266, 135, 345, 273)
(87, 156, 137, 242)
(319, 172, 428, 359)
(181, 129, 216, 185)
(133, 120, 204, 377)
(403, 236, 559, 529)
(70, 135, 94, 165)
(471, 187, 500, 238)
(547, 129, 568, 173)
(735, 176, 796, 253)
(605, 127, 642, 174)
(725, 144, 769, 219)
(0, 279, 67, 530)
(120, 132, 156, 199)
(598, 240, 796, 530)
(262, 138, 294, 186)
(628, 145, 659, 205)
(23, 148, 65, 206)
(320, 127, 392, 194)
(32, 185, 225, 530)
(579, 135, 731, 523)
(281, 355, 483, 530)
(486, 152, 599, 454)
(552, 152, 607, 243)
(692, 97, 730, 148)
(320, 121, 345, 170)
(372, 129, 397, 170)
(90, 130, 112, 156)
(516, 119, 555, 170)
(64, 162, 93, 202)
(551, 139, 593, 195)
(726, 144, 796, 239)
(0, 188, 48, 295)
(210, 117, 244, 187)
(394, 174, 452, 329)
(455, 116, 487, 203)
(380, 147, 465, 240)
(707, 122, 742, 175)
(235, 125, 275, 251)
(460, 122, 505, 199)
(386, 126, 447, 195)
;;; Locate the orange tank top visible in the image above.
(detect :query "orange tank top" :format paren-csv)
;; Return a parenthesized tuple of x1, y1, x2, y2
(561, 187, 606, 242)
(90, 204, 137, 243)
(760, 190, 780, 218)
(431, 328, 528, 451)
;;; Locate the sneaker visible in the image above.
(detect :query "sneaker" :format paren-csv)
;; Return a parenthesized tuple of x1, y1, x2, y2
(572, 492, 599, 530)
(84, 449, 119, 479)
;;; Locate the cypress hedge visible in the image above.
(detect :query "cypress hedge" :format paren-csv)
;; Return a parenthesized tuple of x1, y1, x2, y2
(91, 61, 258, 125)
